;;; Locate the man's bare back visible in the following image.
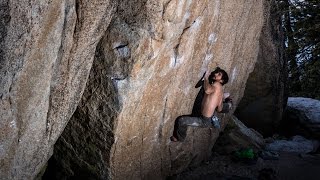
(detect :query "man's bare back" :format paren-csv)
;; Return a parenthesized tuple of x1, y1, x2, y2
(201, 81, 223, 117)
(201, 70, 224, 117)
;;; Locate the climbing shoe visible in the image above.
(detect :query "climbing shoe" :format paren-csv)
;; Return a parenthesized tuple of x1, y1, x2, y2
(211, 116, 221, 129)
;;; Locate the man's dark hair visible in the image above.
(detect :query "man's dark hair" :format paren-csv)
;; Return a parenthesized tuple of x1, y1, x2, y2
(219, 68, 229, 85)
(210, 67, 229, 85)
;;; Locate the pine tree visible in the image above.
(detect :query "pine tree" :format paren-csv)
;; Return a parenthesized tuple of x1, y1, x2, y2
(278, 0, 320, 99)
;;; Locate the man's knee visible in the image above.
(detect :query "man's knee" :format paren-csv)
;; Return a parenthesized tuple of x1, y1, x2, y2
(178, 115, 189, 121)
(177, 116, 186, 126)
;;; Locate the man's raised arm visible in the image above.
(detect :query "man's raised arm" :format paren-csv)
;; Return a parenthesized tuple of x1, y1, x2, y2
(195, 72, 206, 88)
(204, 71, 215, 94)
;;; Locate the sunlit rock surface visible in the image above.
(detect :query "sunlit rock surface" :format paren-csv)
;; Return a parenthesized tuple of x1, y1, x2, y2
(1, 0, 267, 179)
(0, 0, 115, 179)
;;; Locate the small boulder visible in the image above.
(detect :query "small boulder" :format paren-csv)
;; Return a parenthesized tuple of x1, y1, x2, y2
(265, 135, 319, 153)
(213, 116, 265, 154)
(283, 97, 320, 138)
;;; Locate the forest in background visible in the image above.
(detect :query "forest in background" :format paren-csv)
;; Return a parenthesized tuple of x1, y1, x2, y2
(277, 0, 320, 99)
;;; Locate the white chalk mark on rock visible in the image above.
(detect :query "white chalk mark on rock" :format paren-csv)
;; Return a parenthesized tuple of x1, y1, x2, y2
(208, 33, 217, 44)
(231, 67, 237, 83)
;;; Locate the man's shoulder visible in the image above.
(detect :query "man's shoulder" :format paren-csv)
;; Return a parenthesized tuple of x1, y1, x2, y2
(213, 81, 222, 88)
(212, 82, 223, 92)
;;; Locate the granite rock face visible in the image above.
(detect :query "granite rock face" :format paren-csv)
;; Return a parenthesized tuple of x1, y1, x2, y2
(235, 1, 287, 136)
(0, 0, 116, 179)
(1, 0, 266, 179)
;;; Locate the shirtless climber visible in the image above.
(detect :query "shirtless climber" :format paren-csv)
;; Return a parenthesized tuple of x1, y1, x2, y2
(170, 67, 230, 142)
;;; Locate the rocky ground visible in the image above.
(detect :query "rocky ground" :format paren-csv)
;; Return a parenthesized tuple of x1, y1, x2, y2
(168, 151, 320, 180)
(167, 113, 320, 180)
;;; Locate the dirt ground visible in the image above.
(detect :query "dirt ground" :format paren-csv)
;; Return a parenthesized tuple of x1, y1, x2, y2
(168, 152, 320, 180)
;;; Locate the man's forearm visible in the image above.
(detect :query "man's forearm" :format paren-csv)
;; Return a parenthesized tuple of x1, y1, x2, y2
(195, 72, 206, 88)
(203, 76, 210, 91)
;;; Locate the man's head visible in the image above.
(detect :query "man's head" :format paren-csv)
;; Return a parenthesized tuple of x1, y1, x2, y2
(209, 67, 229, 85)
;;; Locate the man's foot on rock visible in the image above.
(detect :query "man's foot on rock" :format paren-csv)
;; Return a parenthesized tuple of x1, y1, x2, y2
(170, 136, 178, 142)
(211, 116, 221, 129)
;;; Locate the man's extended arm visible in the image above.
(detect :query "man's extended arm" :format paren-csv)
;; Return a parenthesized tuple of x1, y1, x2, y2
(195, 72, 206, 88)
(204, 71, 215, 94)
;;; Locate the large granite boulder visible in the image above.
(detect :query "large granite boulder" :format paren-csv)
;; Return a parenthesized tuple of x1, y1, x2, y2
(282, 97, 320, 139)
(0, 0, 115, 179)
(49, 0, 267, 178)
(235, 0, 287, 136)
(1, 0, 267, 179)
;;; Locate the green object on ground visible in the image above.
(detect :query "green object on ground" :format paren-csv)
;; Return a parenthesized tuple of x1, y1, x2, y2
(235, 148, 255, 159)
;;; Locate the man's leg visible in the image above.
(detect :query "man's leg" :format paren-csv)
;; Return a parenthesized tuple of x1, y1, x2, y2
(172, 115, 209, 142)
